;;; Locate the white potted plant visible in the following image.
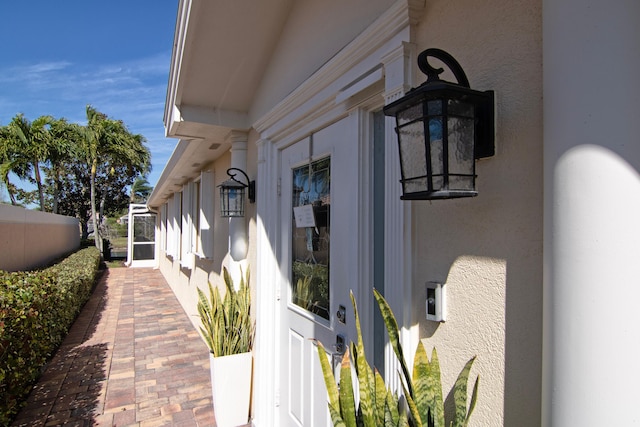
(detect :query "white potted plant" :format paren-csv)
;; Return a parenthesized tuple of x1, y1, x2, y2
(197, 267, 254, 427)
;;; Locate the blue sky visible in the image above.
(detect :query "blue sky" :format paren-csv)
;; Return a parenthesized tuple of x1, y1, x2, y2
(0, 1, 179, 196)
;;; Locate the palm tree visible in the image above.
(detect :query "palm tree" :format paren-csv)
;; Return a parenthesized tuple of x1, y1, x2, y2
(83, 105, 150, 251)
(130, 176, 153, 203)
(0, 124, 19, 205)
(46, 119, 82, 214)
(4, 114, 53, 210)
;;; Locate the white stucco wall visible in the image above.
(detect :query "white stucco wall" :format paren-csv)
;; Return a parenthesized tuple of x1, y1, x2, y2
(0, 204, 80, 272)
(543, 0, 640, 424)
(411, 1, 542, 426)
(156, 146, 258, 334)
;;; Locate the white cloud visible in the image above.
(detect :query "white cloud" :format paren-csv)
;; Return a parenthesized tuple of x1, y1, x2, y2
(0, 52, 176, 187)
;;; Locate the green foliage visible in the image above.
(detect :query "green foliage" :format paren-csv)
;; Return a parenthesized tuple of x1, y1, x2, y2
(0, 247, 101, 425)
(317, 290, 479, 427)
(374, 289, 479, 427)
(292, 261, 329, 318)
(0, 109, 150, 240)
(197, 267, 254, 357)
(316, 292, 409, 427)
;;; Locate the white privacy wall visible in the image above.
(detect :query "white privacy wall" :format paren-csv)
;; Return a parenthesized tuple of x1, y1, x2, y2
(0, 204, 80, 271)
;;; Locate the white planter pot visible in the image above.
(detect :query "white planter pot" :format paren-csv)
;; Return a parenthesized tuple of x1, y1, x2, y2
(210, 351, 253, 427)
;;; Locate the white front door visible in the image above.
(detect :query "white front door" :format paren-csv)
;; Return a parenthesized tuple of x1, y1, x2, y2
(278, 117, 360, 426)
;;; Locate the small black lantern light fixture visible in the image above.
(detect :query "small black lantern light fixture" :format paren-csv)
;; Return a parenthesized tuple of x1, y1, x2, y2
(383, 48, 495, 200)
(218, 168, 255, 217)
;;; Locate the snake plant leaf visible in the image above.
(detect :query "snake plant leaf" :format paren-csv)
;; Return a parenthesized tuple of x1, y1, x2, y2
(428, 348, 445, 427)
(329, 404, 348, 427)
(316, 340, 340, 413)
(397, 409, 409, 427)
(338, 348, 357, 427)
(453, 356, 477, 427)
(197, 267, 253, 357)
(350, 291, 375, 427)
(374, 289, 413, 397)
(375, 369, 388, 425)
(384, 389, 400, 426)
(384, 402, 396, 427)
(462, 375, 479, 427)
(401, 377, 422, 427)
(412, 340, 431, 424)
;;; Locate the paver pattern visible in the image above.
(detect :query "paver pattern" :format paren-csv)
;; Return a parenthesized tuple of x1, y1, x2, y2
(11, 267, 217, 427)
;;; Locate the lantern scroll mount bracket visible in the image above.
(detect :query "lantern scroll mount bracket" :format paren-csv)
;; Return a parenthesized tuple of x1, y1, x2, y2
(226, 168, 255, 203)
(418, 48, 471, 88)
(383, 48, 495, 200)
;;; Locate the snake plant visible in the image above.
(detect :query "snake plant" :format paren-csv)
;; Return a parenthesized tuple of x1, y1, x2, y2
(197, 267, 254, 357)
(316, 292, 409, 427)
(317, 290, 479, 427)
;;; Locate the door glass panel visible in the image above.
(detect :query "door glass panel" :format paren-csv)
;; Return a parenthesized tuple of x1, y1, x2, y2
(291, 157, 330, 320)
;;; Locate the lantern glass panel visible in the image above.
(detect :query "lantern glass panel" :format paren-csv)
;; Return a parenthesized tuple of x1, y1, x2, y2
(428, 100, 443, 115)
(397, 103, 422, 125)
(230, 188, 245, 216)
(428, 117, 444, 191)
(398, 120, 428, 194)
(447, 115, 475, 190)
(220, 185, 246, 217)
(447, 98, 473, 117)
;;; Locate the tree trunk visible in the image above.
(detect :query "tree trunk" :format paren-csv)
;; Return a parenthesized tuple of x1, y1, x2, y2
(33, 160, 46, 211)
(52, 168, 60, 214)
(80, 219, 89, 240)
(5, 180, 17, 205)
(90, 158, 102, 252)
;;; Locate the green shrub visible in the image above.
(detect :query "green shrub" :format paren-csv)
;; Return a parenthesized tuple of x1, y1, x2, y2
(0, 247, 101, 424)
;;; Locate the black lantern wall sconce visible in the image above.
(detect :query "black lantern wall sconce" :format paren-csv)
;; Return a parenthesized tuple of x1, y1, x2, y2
(218, 168, 255, 217)
(383, 48, 495, 200)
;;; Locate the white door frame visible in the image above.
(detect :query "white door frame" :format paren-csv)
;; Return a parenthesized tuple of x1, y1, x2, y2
(252, 4, 419, 424)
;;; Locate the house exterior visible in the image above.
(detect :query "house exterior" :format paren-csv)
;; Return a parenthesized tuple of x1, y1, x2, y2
(146, 0, 640, 425)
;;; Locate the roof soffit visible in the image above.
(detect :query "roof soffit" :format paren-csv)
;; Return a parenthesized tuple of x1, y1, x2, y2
(166, 0, 292, 141)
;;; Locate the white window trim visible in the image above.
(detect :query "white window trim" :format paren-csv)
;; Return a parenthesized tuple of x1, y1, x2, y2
(172, 192, 182, 259)
(166, 195, 176, 258)
(160, 203, 167, 254)
(198, 170, 215, 259)
(181, 185, 195, 269)
(190, 179, 202, 257)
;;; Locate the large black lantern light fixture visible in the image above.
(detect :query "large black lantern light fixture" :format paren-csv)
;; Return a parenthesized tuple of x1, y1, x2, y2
(383, 48, 495, 200)
(219, 168, 255, 217)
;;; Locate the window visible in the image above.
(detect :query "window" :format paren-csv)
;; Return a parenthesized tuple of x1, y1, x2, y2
(164, 172, 213, 263)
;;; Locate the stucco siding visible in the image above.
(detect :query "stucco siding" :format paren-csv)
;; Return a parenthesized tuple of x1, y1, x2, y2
(411, 0, 542, 426)
(156, 148, 257, 335)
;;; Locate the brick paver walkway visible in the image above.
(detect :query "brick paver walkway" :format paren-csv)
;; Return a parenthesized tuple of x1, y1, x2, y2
(11, 267, 216, 427)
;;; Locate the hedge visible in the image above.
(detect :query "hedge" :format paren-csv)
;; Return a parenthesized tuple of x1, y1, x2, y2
(0, 247, 101, 424)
